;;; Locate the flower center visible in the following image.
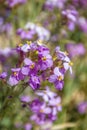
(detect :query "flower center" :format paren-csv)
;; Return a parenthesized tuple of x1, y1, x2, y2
(69, 61, 73, 66)
(64, 51, 69, 56)
(18, 43, 23, 47)
(42, 56, 47, 61)
(13, 72, 17, 76)
(40, 109, 44, 113)
(35, 50, 38, 55)
(30, 64, 35, 69)
(26, 41, 31, 45)
(58, 75, 63, 81)
(53, 56, 57, 61)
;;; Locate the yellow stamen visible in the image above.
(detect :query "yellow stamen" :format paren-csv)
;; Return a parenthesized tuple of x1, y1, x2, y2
(42, 56, 47, 61)
(18, 43, 23, 47)
(69, 61, 73, 66)
(30, 64, 35, 69)
(35, 50, 38, 55)
(58, 76, 63, 81)
(26, 41, 31, 45)
(13, 72, 17, 76)
(53, 56, 57, 61)
(64, 51, 69, 56)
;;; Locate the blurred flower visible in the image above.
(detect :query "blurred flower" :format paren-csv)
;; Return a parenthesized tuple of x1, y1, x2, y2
(48, 96, 62, 115)
(20, 95, 31, 103)
(24, 123, 32, 130)
(65, 43, 86, 58)
(30, 91, 62, 125)
(17, 22, 50, 41)
(78, 102, 87, 114)
(0, 72, 7, 79)
(36, 86, 57, 102)
(44, 0, 66, 10)
(78, 17, 87, 33)
(0, 17, 12, 35)
(62, 7, 78, 31)
(72, 0, 87, 8)
(6, 0, 27, 8)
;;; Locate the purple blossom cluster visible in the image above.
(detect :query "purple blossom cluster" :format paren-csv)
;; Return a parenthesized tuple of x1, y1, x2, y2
(44, 0, 67, 10)
(61, 7, 78, 31)
(0, 41, 72, 128)
(43, 0, 87, 36)
(6, 0, 27, 8)
(17, 22, 50, 41)
(0, 17, 12, 35)
(20, 87, 62, 127)
(72, 0, 87, 8)
(6, 41, 72, 90)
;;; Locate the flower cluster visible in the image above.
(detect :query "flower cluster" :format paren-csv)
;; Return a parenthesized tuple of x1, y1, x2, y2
(0, 40, 72, 129)
(20, 87, 62, 127)
(17, 22, 50, 41)
(7, 41, 72, 91)
(0, 17, 12, 35)
(61, 7, 78, 31)
(44, 0, 66, 10)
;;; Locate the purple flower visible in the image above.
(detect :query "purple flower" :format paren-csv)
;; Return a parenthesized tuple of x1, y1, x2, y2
(39, 54, 53, 70)
(55, 47, 73, 74)
(78, 17, 87, 33)
(0, 72, 7, 79)
(36, 86, 57, 102)
(29, 99, 43, 113)
(55, 46, 67, 60)
(37, 46, 53, 70)
(65, 43, 86, 58)
(30, 113, 46, 125)
(25, 22, 50, 41)
(7, 68, 21, 86)
(24, 123, 32, 130)
(16, 43, 31, 53)
(62, 7, 78, 31)
(63, 56, 73, 74)
(62, 8, 78, 22)
(29, 75, 40, 90)
(48, 96, 62, 115)
(6, 0, 27, 8)
(20, 95, 31, 103)
(44, 0, 66, 10)
(49, 67, 64, 90)
(78, 102, 87, 114)
(21, 58, 36, 76)
(17, 28, 36, 40)
(72, 0, 87, 8)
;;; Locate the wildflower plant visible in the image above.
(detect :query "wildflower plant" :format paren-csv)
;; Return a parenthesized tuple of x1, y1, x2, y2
(0, 40, 72, 129)
(1, 0, 87, 129)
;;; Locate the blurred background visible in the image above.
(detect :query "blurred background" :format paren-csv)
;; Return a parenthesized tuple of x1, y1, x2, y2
(0, 0, 87, 130)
